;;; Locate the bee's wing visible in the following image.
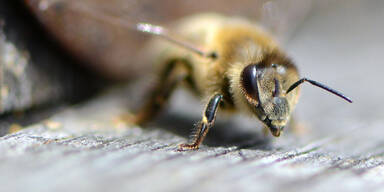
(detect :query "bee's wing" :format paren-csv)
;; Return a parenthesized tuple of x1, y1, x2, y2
(24, 0, 313, 79)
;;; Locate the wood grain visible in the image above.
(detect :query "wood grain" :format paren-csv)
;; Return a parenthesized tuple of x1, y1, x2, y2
(0, 85, 383, 192)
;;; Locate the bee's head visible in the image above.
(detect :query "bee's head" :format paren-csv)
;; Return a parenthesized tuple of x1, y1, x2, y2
(240, 63, 293, 137)
(237, 59, 352, 136)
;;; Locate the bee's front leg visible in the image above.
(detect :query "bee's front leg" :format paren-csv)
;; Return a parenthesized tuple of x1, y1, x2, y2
(178, 94, 223, 151)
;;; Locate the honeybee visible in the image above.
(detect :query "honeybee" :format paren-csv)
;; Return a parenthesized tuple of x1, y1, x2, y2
(133, 14, 352, 150)
(37, 1, 352, 151)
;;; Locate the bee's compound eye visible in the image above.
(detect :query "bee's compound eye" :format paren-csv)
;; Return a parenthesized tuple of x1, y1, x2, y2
(241, 64, 259, 99)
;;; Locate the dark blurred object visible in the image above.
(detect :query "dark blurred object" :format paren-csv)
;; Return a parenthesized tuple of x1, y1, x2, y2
(0, 0, 102, 115)
(24, 0, 312, 80)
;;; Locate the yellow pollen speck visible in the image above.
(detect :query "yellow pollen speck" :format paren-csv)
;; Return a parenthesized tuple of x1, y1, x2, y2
(202, 116, 208, 124)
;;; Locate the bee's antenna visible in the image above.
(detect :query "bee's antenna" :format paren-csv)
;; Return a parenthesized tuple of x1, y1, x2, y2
(271, 64, 282, 97)
(286, 78, 353, 103)
(273, 78, 281, 97)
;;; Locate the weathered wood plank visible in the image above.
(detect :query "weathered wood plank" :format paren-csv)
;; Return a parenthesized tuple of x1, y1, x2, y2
(0, 85, 382, 192)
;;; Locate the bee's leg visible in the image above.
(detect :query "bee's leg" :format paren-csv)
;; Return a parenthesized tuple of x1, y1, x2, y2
(178, 94, 223, 151)
(132, 60, 190, 125)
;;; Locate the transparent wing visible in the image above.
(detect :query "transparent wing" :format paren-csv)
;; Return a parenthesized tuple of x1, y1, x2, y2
(24, 0, 315, 79)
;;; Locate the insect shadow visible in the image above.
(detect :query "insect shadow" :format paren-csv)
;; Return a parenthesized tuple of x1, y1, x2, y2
(153, 111, 272, 150)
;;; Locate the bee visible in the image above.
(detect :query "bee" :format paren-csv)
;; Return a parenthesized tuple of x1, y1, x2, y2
(131, 14, 352, 150)
(38, 1, 352, 151)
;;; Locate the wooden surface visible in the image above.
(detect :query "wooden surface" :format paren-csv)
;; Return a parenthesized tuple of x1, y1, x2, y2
(1, 0, 384, 192)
